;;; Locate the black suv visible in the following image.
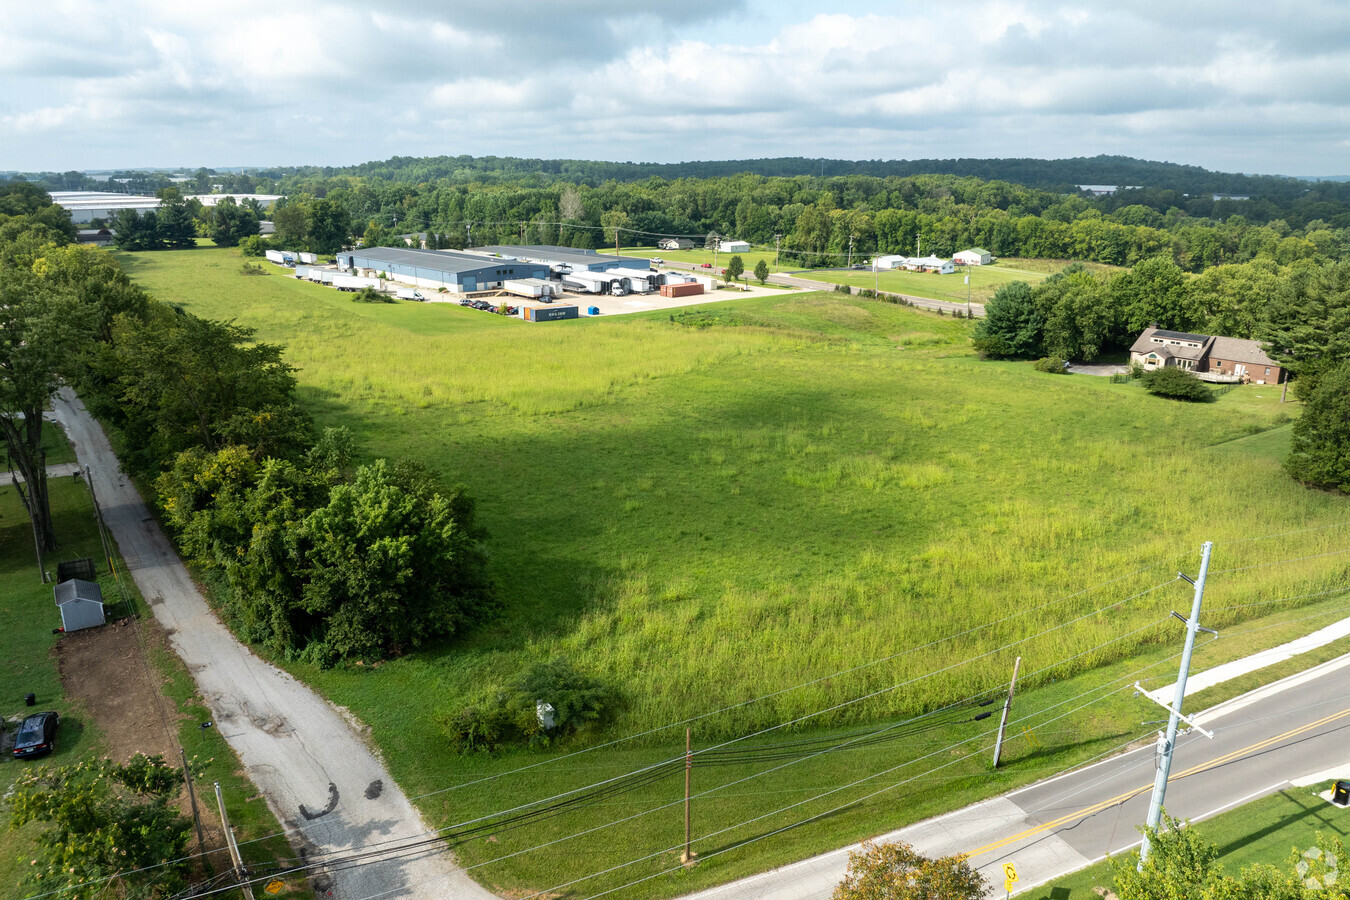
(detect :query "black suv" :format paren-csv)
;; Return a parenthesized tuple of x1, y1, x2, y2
(13, 711, 59, 759)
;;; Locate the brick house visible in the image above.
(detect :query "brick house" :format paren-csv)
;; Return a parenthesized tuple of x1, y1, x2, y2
(1129, 326, 1286, 385)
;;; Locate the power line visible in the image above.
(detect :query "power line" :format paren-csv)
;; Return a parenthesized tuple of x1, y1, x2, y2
(1207, 546, 1350, 577)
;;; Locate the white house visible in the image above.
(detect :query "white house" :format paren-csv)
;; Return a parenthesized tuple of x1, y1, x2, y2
(954, 248, 993, 266)
(902, 255, 955, 275)
(719, 240, 751, 253)
(872, 255, 908, 270)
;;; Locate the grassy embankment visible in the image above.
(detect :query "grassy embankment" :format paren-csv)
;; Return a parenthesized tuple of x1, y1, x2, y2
(117, 245, 1350, 898)
(0, 423, 298, 896)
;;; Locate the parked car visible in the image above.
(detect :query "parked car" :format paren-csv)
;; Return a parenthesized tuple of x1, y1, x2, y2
(13, 710, 59, 759)
(699, 263, 712, 268)
(651, 258, 664, 265)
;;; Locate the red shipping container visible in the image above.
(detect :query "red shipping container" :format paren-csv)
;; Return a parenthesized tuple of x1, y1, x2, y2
(660, 282, 704, 298)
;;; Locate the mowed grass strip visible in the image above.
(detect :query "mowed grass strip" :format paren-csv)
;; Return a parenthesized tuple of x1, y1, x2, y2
(117, 246, 1350, 896)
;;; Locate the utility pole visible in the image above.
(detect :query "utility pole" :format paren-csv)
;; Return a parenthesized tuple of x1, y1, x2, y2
(1138, 541, 1216, 869)
(966, 272, 972, 318)
(681, 727, 694, 863)
(215, 782, 256, 900)
(774, 233, 781, 271)
(84, 465, 114, 575)
(847, 234, 856, 269)
(992, 656, 1022, 768)
(181, 748, 207, 858)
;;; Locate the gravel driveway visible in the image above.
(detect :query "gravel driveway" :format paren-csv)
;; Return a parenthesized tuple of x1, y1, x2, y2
(50, 388, 496, 900)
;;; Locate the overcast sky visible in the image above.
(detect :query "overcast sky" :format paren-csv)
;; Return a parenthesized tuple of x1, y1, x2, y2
(4, 1, 1348, 176)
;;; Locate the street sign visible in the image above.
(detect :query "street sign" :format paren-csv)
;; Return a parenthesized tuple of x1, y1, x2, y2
(264, 881, 285, 895)
(1003, 862, 1019, 882)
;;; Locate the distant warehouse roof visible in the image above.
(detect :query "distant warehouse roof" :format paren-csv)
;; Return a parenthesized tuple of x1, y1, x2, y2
(336, 247, 550, 289)
(341, 247, 529, 274)
(474, 245, 650, 271)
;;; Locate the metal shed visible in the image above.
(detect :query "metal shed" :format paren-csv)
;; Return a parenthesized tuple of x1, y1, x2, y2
(54, 579, 106, 632)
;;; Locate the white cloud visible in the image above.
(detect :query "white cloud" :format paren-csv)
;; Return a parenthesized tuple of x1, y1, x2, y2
(2, 1, 1348, 174)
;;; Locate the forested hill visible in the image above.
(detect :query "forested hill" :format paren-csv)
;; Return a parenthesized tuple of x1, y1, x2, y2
(257, 154, 1312, 199)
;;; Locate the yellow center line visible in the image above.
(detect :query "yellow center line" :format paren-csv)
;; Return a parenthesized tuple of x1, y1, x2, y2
(964, 705, 1350, 861)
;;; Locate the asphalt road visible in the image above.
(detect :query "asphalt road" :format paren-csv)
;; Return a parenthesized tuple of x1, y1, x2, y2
(680, 652, 1350, 900)
(49, 388, 495, 900)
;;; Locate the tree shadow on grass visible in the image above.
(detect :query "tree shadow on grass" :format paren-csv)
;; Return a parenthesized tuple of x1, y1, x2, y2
(1213, 788, 1350, 853)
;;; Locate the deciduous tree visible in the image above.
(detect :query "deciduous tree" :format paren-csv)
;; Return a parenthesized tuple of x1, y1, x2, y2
(725, 255, 745, 283)
(832, 840, 986, 900)
(9, 754, 194, 899)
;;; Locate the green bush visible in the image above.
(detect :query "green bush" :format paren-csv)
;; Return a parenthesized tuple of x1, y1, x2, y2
(444, 658, 617, 753)
(1129, 361, 1145, 378)
(1033, 356, 1069, 373)
(1141, 366, 1215, 401)
(352, 286, 394, 303)
(238, 235, 266, 257)
(238, 262, 267, 276)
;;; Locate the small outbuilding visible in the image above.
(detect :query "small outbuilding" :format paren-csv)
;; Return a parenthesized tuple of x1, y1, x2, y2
(54, 579, 106, 632)
(719, 239, 751, 253)
(954, 248, 992, 266)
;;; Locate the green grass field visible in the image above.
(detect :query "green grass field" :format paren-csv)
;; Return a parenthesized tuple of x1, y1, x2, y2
(113, 245, 1350, 897)
(604, 247, 1120, 305)
(792, 263, 1043, 305)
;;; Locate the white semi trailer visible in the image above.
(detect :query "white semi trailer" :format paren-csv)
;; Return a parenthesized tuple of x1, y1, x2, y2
(612, 269, 656, 293)
(333, 274, 383, 292)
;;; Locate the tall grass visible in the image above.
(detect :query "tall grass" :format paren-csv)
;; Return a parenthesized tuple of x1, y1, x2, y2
(118, 246, 1350, 895)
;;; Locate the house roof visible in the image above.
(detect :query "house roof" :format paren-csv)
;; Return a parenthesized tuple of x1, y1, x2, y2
(959, 248, 990, 256)
(54, 579, 103, 607)
(1129, 327, 1210, 360)
(475, 245, 650, 269)
(343, 247, 538, 275)
(1153, 329, 1209, 343)
(1209, 336, 1280, 368)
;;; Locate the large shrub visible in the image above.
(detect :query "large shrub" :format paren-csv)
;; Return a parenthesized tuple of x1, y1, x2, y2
(1141, 366, 1215, 401)
(444, 659, 617, 753)
(1033, 356, 1069, 373)
(972, 281, 1044, 359)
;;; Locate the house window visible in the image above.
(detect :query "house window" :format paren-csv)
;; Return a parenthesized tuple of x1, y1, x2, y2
(1265, 367, 1270, 375)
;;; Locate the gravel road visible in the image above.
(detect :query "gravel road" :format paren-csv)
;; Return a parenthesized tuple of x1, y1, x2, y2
(50, 388, 496, 900)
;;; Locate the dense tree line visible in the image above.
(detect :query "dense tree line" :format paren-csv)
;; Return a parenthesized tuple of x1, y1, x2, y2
(112, 189, 262, 251)
(0, 184, 492, 664)
(974, 254, 1350, 494)
(10, 155, 1350, 270)
(974, 256, 1294, 361)
(21, 153, 1328, 200)
(249, 170, 1346, 272)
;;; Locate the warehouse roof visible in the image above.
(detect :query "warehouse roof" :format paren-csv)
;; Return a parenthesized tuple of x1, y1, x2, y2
(475, 245, 650, 269)
(344, 247, 534, 275)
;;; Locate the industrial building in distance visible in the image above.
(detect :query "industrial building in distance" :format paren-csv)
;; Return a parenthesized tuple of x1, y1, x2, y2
(50, 190, 281, 223)
(335, 247, 550, 293)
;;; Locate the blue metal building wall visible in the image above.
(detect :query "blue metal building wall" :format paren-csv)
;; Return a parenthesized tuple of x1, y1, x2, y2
(338, 253, 548, 287)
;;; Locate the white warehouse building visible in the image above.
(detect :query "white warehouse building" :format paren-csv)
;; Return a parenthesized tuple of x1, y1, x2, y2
(50, 191, 161, 223)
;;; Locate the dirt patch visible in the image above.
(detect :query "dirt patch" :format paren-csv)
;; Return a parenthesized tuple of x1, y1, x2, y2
(55, 617, 181, 763)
